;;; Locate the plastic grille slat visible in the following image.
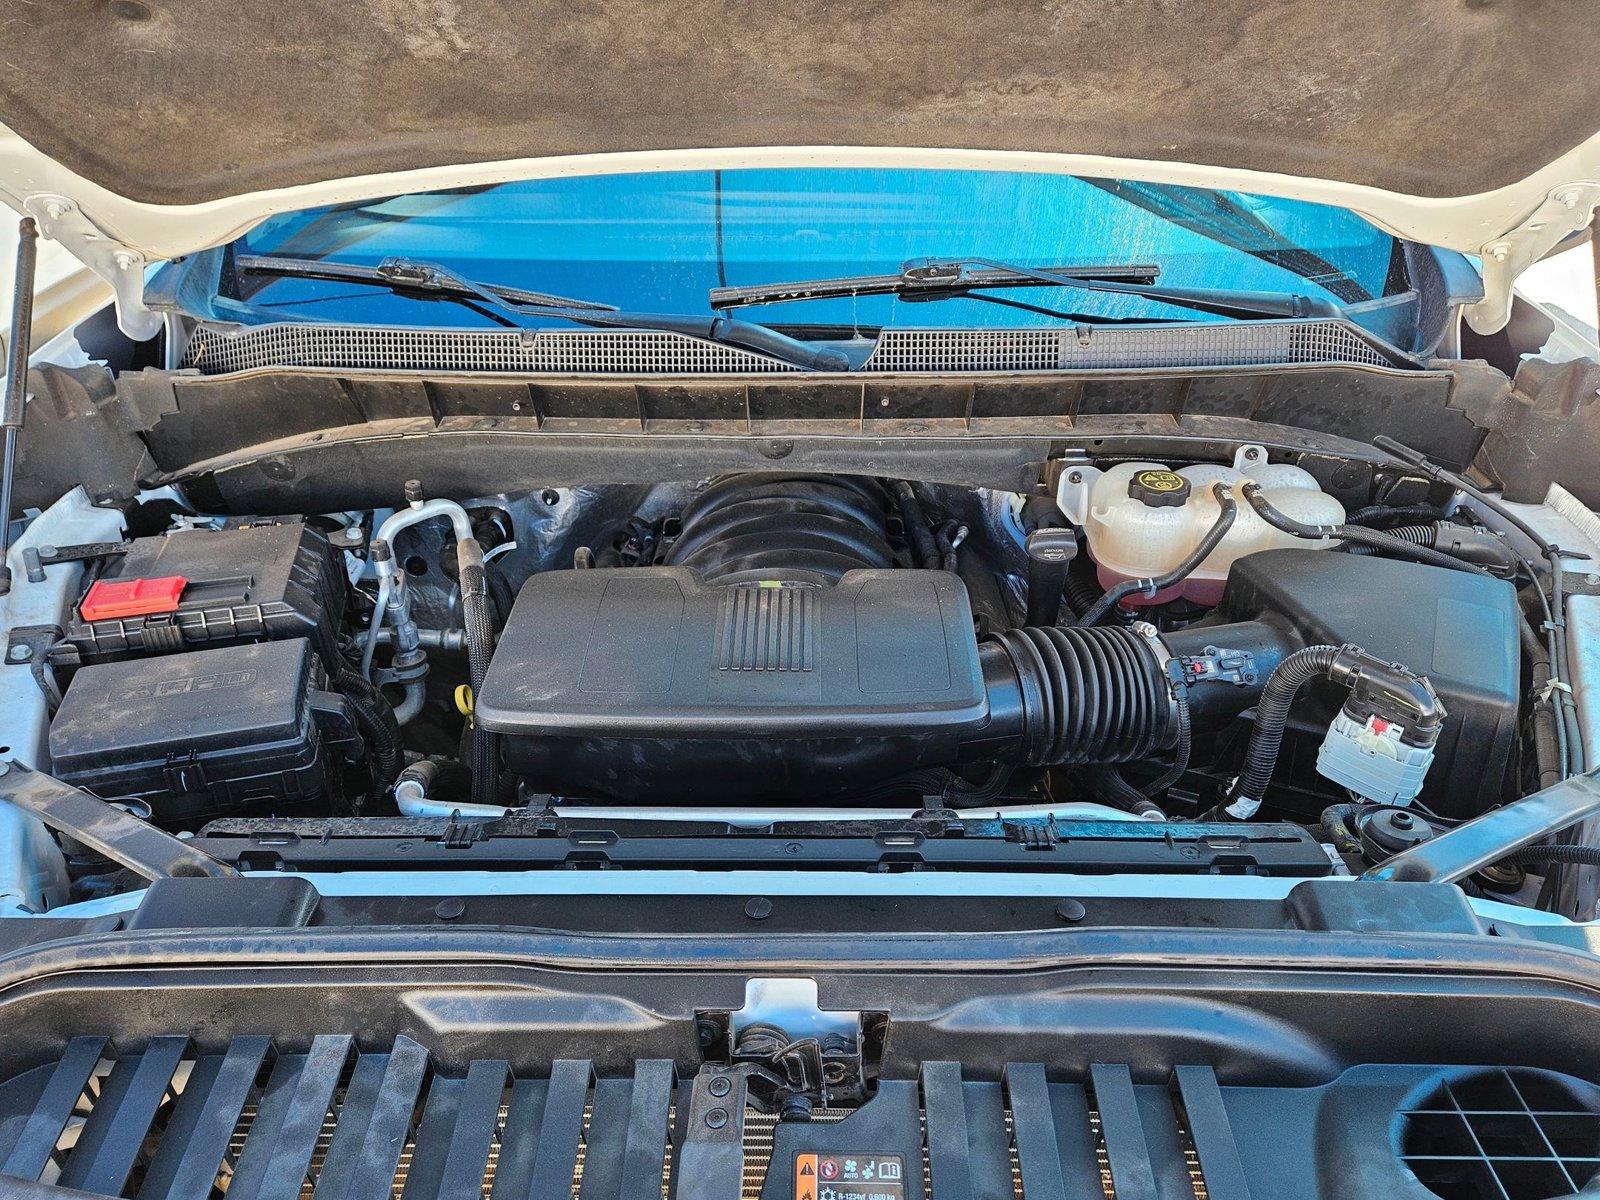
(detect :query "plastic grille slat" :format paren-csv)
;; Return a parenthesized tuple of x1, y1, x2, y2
(57, 1035, 189, 1197)
(1089, 1063, 1160, 1200)
(523, 1059, 594, 1200)
(137, 1036, 272, 1200)
(314, 1036, 431, 1200)
(921, 1062, 976, 1200)
(181, 319, 1397, 377)
(1004, 1064, 1069, 1200)
(487, 1078, 553, 1200)
(434, 1060, 511, 1200)
(0, 1035, 108, 1182)
(617, 1061, 675, 1200)
(226, 1035, 354, 1200)
(1175, 1064, 1254, 1200)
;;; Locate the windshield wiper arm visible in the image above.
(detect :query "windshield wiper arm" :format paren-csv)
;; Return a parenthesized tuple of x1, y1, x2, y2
(711, 261, 1160, 310)
(712, 257, 1343, 321)
(237, 253, 623, 316)
(236, 254, 850, 371)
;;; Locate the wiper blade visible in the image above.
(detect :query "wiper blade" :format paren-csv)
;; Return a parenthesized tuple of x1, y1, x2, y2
(712, 257, 1342, 321)
(711, 261, 1160, 309)
(237, 254, 850, 371)
(237, 253, 622, 315)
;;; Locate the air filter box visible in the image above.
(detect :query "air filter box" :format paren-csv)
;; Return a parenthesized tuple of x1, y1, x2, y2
(48, 638, 346, 826)
(61, 521, 347, 670)
(1214, 549, 1521, 816)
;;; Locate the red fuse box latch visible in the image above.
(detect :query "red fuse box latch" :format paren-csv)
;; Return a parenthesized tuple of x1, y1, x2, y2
(79, 576, 188, 622)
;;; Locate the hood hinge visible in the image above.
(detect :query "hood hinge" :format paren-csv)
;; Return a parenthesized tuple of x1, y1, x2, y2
(1465, 182, 1600, 335)
(22, 194, 163, 341)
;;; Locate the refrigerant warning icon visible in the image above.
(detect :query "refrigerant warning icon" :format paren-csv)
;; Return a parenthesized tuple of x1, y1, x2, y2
(794, 1154, 905, 1200)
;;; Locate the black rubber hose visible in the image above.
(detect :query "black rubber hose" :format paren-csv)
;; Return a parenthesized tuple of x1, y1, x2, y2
(334, 666, 404, 790)
(890, 480, 941, 569)
(1225, 645, 1341, 816)
(485, 559, 516, 629)
(1498, 844, 1600, 869)
(1520, 614, 1563, 793)
(1345, 503, 1446, 527)
(1320, 802, 1363, 855)
(1077, 484, 1237, 626)
(458, 538, 499, 807)
(985, 625, 1171, 766)
(1064, 572, 1134, 625)
(1081, 765, 1166, 818)
(1238, 481, 1488, 576)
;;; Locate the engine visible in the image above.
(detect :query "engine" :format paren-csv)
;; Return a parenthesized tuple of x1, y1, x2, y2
(35, 461, 1528, 845)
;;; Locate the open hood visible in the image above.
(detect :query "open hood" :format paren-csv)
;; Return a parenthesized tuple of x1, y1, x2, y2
(1, 0, 1598, 337)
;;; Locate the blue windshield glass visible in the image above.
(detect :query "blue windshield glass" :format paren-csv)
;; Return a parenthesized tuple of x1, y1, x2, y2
(218, 168, 1398, 328)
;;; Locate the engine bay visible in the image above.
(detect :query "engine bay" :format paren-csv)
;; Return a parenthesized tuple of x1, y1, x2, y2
(14, 441, 1558, 907)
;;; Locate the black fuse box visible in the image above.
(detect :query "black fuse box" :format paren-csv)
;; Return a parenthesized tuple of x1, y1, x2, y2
(61, 521, 347, 670)
(48, 638, 343, 826)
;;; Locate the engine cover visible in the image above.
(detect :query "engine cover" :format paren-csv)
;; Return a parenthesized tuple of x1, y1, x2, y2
(476, 567, 988, 801)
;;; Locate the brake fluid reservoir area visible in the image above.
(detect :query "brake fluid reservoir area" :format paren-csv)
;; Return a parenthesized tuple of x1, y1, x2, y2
(1056, 449, 1346, 606)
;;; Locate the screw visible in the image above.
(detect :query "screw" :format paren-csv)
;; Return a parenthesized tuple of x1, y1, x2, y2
(43, 200, 65, 221)
(1067, 471, 1083, 484)
(112, 251, 139, 271)
(540, 489, 561, 506)
(434, 897, 466, 920)
(1487, 243, 1510, 263)
(704, 1108, 728, 1130)
(708, 1075, 733, 1097)
(403, 479, 425, 505)
(744, 896, 773, 920)
(8, 645, 31, 663)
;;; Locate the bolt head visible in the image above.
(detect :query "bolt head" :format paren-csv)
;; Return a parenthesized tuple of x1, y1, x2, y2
(7, 645, 31, 662)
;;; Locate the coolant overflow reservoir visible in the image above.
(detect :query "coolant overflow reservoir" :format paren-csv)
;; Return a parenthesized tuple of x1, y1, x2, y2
(1056, 449, 1345, 607)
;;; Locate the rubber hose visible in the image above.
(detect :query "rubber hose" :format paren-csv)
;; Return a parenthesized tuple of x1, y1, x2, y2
(1319, 802, 1362, 855)
(1345, 503, 1446, 527)
(458, 538, 499, 808)
(1498, 844, 1600, 868)
(1077, 485, 1236, 626)
(1064, 573, 1134, 625)
(485, 560, 516, 630)
(1082, 764, 1166, 818)
(986, 625, 1171, 766)
(1239, 483, 1487, 577)
(890, 480, 941, 569)
(1226, 645, 1341, 813)
(1520, 614, 1563, 793)
(334, 667, 404, 790)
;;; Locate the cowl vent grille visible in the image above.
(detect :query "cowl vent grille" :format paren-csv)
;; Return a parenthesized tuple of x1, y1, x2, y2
(1399, 1068, 1600, 1200)
(180, 319, 1402, 376)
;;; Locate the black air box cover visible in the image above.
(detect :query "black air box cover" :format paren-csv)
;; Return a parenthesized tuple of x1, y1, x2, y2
(477, 567, 987, 801)
(1218, 549, 1521, 815)
(49, 638, 337, 825)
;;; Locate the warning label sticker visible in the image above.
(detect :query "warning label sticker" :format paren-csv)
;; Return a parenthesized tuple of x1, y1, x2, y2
(793, 1153, 906, 1200)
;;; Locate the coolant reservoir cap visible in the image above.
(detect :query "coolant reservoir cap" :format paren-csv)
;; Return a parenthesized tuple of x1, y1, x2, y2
(1127, 468, 1191, 508)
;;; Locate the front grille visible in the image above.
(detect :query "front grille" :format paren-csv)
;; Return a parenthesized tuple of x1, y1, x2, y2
(0, 1039, 1252, 1200)
(180, 319, 1401, 377)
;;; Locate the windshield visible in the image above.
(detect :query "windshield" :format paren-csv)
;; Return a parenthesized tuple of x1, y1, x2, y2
(212, 168, 1400, 328)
